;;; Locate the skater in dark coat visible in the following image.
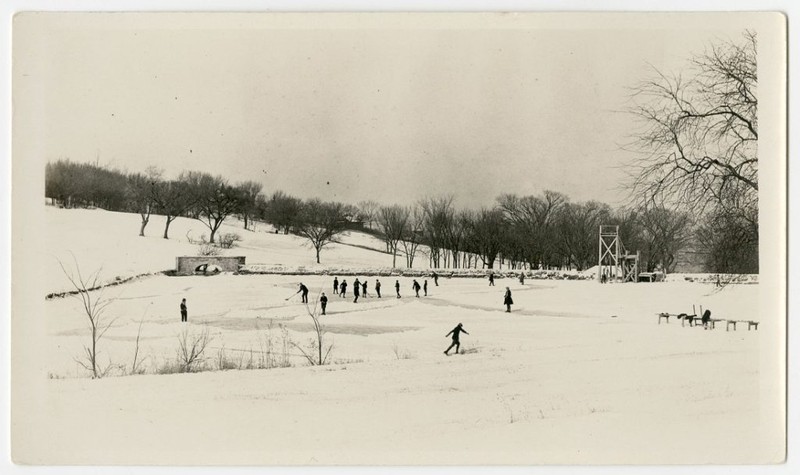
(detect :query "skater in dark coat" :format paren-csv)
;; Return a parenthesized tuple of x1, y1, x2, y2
(353, 278, 361, 303)
(432, 271, 439, 286)
(180, 298, 188, 322)
(296, 283, 309, 303)
(412, 279, 421, 297)
(375, 279, 382, 298)
(333, 277, 339, 294)
(488, 272, 495, 286)
(395, 280, 401, 298)
(362, 280, 368, 298)
(444, 323, 469, 355)
(340, 280, 347, 298)
(519, 273, 525, 285)
(504, 287, 513, 313)
(423, 279, 428, 296)
(320, 293, 328, 315)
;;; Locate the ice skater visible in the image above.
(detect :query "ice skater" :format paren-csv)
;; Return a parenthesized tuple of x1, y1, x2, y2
(444, 323, 469, 355)
(180, 298, 188, 322)
(353, 278, 361, 303)
(375, 279, 382, 298)
(488, 272, 495, 286)
(412, 279, 421, 297)
(423, 279, 428, 296)
(333, 276, 339, 294)
(362, 280, 368, 298)
(320, 292, 328, 315)
(395, 280, 401, 298)
(432, 271, 439, 286)
(504, 287, 513, 313)
(519, 273, 525, 285)
(295, 283, 309, 303)
(340, 279, 347, 298)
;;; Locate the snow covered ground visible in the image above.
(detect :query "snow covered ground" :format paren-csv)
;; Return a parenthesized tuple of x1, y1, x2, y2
(12, 207, 784, 465)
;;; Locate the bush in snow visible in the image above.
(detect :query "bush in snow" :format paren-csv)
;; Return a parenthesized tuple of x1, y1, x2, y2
(218, 232, 241, 249)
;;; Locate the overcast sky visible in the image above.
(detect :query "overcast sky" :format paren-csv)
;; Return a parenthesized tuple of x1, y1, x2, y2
(14, 13, 747, 209)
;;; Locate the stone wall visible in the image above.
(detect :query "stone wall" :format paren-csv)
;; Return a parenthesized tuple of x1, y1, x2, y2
(175, 256, 246, 275)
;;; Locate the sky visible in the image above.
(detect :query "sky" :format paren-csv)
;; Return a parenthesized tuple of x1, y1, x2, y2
(13, 13, 749, 209)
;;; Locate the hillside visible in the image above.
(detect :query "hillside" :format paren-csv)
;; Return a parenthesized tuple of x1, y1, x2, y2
(45, 206, 419, 294)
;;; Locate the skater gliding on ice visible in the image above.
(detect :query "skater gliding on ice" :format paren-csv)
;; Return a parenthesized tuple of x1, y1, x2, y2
(432, 271, 439, 286)
(395, 280, 401, 298)
(444, 323, 469, 355)
(412, 279, 421, 297)
(488, 272, 495, 286)
(340, 279, 347, 298)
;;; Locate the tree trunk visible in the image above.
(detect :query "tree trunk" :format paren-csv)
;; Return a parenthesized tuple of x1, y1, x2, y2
(316, 246, 321, 264)
(139, 216, 149, 237)
(163, 216, 173, 239)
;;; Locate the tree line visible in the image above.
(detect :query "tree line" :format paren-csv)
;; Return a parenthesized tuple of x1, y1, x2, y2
(45, 159, 701, 272)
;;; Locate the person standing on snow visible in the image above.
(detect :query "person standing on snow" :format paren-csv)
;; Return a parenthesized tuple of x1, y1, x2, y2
(340, 279, 348, 298)
(375, 279, 382, 298)
(320, 292, 328, 315)
(503, 287, 513, 313)
(353, 278, 361, 303)
(423, 279, 428, 296)
(180, 298, 188, 323)
(488, 272, 495, 286)
(444, 323, 469, 355)
(333, 277, 339, 294)
(395, 280, 401, 298)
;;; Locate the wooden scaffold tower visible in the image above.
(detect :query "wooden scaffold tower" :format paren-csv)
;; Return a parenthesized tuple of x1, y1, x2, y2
(598, 225, 640, 283)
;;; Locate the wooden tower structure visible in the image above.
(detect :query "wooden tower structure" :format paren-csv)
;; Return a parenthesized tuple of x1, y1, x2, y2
(598, 225, 640, 283)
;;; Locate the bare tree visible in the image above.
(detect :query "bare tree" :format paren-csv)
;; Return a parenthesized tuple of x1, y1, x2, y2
(126, 167, 161, 237)
(356, 200, 380, 230)
(186, 172, 241, 243)
(420, 195, 455, 268)
(235, 180, 264, 231)
(627, 30, 757, 212)
(292, 291, 333, 366)
(264, 190, 303, 234)
(151, 174, 198, 239)
(400, 205, 424, 268)
(295, 199, 348, 264)
(466, 208, 508, 269)
(177, 326, 212, 373)
(378, 205, 410, 267)
(58, 256, 119, 378)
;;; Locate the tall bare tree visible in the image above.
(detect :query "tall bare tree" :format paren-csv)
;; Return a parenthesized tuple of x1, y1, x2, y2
(295, 199, 348, 264)
(378, 205, 409, 268)
(187, 172, 241, 244)
(627, 31, 757, 210)
(58, 257, 118, 379)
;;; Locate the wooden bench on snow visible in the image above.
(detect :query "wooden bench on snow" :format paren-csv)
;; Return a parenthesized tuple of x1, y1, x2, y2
(725, 320, 760, 331)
